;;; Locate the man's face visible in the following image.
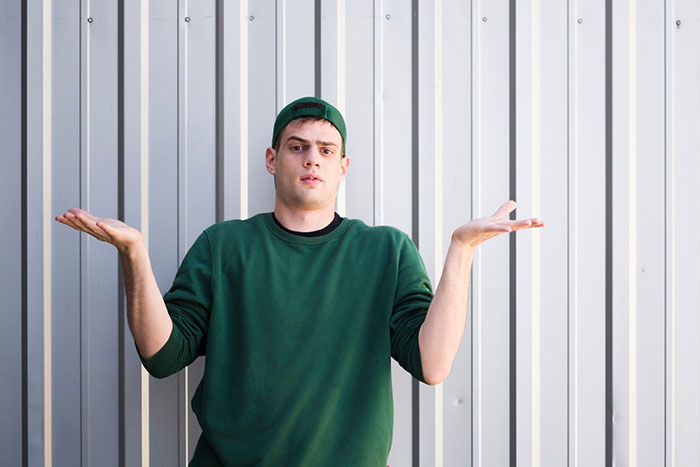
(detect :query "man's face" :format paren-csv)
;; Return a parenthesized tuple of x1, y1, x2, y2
(265, 119, 349, 212)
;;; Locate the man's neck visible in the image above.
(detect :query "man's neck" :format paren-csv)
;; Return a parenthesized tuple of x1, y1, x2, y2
(273, 204, 336, 232)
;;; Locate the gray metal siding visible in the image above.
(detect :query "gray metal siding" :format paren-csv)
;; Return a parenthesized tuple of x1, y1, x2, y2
(4, 1, 700, 465)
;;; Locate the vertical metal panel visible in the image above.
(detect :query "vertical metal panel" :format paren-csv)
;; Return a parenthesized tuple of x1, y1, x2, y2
(0, 2, 23, 465)
(182, 0, 217, 461)
(375, 2, 416, 465)
(319, 0, 346, 214)
(246, 2, 277, 216)
(667, 0, 700, 465)
(222, 0, 248, 221)
(276, 0, 315, 103)
(439, 0, 474, 465)
(51, 2, 81, 465)
(342, 0, 374, 225)
(515, 1, 570, 466)
(81, 0, 122, 464)
(148, 0, 182, 465)
(569, 0, 607, 465)
(25, 0, 52, 465)
(612, 1, 666, 466)
(122, 0, 149, 464)
(472, 0, 511, 465)
(417, 0, 440, 463)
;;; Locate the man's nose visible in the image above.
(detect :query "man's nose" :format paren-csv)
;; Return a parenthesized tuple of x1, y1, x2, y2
(303, 147, 321, 167)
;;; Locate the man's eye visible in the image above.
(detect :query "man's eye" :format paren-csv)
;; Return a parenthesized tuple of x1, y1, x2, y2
(322, 148, 333, 155)
(291, 145, 303, 151)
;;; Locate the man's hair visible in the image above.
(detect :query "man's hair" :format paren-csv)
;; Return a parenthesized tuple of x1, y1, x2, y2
(273, 117, 346, 157)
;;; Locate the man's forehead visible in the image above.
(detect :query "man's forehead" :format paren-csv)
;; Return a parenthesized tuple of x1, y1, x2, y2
(280, 119, 342, 143)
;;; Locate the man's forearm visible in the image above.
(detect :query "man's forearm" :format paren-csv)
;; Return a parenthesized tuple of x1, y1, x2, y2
(120, 243, 173, 360)
(418, 240, 475, 385)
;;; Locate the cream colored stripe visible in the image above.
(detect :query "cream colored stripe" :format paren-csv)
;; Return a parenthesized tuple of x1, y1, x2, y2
(473, 2, 483, 464)
(374, 0, 384, 225)
(240, 0, 249, 219)
(277, 0, 287, 109)
(531, 1, 541, 465)
(571, 5, 580, 464)
(336, 0, 347, 217)
(668, 5, 676, 463)
(628, 1, 638, 465)
(434, 1, 444, 465)
(140, 0, 150, 465)
(43, 0, 53, 464)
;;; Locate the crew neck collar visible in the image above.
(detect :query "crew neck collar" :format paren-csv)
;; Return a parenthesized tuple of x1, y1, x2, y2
(271, 212, 343, 237)
(263, 212, 351, 245)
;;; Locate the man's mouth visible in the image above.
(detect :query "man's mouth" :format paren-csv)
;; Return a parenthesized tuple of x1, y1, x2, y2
(300, 174, 323, 183)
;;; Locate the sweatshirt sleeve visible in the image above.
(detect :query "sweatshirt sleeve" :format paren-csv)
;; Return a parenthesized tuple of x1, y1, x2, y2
(141, 230, 213, 378)
(390, 235, 433, 383)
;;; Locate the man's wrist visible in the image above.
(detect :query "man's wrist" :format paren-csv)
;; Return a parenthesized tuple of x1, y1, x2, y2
(119, 240, 148, 261)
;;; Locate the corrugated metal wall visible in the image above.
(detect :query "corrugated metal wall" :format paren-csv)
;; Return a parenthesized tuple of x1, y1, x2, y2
(2, 0, 699, 465)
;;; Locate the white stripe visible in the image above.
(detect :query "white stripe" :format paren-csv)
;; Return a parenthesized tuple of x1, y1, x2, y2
(628, 1, 638, 464)
(434, 1, 444, 465)
(43, 0, 53, 464)
(240, 0, 249, 219)
(531, 1, 541, 464)
(140, 0, 150, 465)
(336, 0, 347, 217)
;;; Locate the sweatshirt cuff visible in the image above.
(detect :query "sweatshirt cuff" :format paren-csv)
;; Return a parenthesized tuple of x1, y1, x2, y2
(139, 327, 182, 379)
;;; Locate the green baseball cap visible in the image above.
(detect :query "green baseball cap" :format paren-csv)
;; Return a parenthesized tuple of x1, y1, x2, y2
(271, 97, 346, 153)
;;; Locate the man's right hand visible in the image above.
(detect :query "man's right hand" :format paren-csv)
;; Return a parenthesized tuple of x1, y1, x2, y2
(55, 208, 172, 360)
(55, 208, 143, 254)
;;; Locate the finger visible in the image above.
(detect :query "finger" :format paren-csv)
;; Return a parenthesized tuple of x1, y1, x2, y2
(94, 221, 115, 239)
(68, 208, 97, 223)
(60, 212, 88, 231)
(56, 215, 82, 231)
(509, 218, 545, 231)
(509, 220, 533, 231)
(71, 212, 109, 241)
(492, 200, 517, 219)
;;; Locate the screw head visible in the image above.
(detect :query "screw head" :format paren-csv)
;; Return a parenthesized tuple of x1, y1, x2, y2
(87, 17, 93, 23)
(184, 16, 191, 22)
(482, 17, 488, 22)
(385, 14, 391, 20)
(578, 18, 583, 24)
(676, 19, 681, 26)
(249, 15, 254, 21)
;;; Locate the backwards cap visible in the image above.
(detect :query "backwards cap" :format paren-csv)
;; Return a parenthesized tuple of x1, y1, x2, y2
(271, 97, 346, 152)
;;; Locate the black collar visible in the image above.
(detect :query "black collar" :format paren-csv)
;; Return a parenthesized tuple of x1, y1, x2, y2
(271, 212, 343, 237)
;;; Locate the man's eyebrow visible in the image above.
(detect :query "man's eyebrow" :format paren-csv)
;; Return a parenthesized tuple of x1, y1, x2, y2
(285, 135, 310, 145)
(285, 136, 338, 148)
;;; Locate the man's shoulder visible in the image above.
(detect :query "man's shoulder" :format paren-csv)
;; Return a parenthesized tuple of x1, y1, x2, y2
(202, 213, 268, 242)
(343, 218, 412, 246)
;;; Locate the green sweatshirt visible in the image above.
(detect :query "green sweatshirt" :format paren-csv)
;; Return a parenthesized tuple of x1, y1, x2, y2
(142, 213, 433, 466)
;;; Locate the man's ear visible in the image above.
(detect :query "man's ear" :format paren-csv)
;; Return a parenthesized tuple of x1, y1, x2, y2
(265, 147, 276, 175)
(340, 156, 350, 180)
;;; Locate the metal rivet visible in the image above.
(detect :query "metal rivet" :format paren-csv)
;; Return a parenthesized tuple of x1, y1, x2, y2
(385, 14, 391, 20)
(676, 19, 681, 27)
(184, 16, 191, 22)
(482, 17, 488, 22)
(249, 15, 254, 21)
(578, 18, 583, 24)
(455, 398, 464, 406)
(87, 17, 93, 23)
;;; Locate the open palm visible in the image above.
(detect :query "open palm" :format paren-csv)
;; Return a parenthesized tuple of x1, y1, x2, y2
(55, 208, 143, 253)
(452, 200, 545, 248)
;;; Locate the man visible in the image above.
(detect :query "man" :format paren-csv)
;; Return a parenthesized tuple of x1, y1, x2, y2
(56, 97, 544, 466)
